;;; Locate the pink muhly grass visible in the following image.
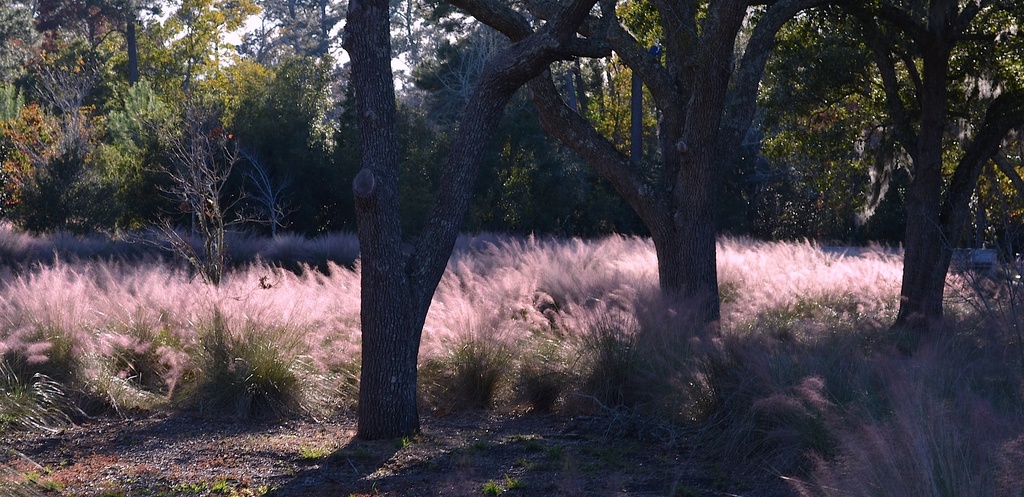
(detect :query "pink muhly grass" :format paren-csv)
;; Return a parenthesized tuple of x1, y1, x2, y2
(717, 238, 904, 329)
(789, 333, 1024, 497)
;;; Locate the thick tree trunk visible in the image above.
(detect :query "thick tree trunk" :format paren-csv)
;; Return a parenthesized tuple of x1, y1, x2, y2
(651, 224, 720, 321)
(896, 90, 1024, 330)
(894, 200, 950, 329)
(894, 46, 950, 330)
(514, 0, 822, 326)
(344, 0, 419, 439)
(356, 264, 423, 439)
(346, 0, 601, 440)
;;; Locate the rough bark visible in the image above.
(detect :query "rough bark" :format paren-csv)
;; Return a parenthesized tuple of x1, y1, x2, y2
(344, 0, 600, 440)
(893, 43, 951, 330)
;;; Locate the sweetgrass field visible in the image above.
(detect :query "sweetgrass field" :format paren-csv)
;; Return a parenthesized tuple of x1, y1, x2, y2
(1, 227, 1024, 496)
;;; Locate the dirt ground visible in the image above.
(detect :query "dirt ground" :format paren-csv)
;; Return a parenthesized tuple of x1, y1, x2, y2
(1, 410, 794, 497)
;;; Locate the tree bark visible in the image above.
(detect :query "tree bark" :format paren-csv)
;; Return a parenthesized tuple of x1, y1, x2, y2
(893, 44, 950, 330)
(344, 0, 418, 439)
(858, 1, 1024, 331)
(127, 19, 139, 85)
(518, 0, 819, 323)
(344, 0, 600, 440)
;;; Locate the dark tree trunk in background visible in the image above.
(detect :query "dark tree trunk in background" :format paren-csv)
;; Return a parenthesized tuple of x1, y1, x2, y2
(344, 0, 601, 440)
(127, 19, 139, 85)
(893, 44, 951, 329)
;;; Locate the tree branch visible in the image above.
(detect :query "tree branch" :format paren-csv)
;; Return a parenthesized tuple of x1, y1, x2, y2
(942, 91, 1024, 235)
(526, 72, 671, 234)
(407, 0, 603, 303)
(718, 0, 832, 171)
(857, 13, 919, 157)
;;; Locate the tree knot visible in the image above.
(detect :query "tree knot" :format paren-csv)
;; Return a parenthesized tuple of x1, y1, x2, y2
(353, 168, 376, 197)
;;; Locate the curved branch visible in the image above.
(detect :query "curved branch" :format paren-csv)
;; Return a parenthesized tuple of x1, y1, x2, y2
(407, 0, 603, 299)
(856, 11, 919, 157)
(526, 72, 671, 234)
(717, 0, 832, 169)
(942, 91, 1024, 233)
(448, 0, 534, 41)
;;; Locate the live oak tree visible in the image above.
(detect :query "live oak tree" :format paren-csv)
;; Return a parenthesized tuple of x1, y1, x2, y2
(344, 0, 604, 439)
(463, 0, 837, 322)
(846, 0, 1024, 330)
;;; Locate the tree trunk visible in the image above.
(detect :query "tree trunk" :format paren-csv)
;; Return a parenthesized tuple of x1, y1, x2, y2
(127, 19, 139, 85)
(346, 0, 601, 440)
(356, 254, 423, 439)
(894, 201, 950, 329)
(893, 45, 950, 330)
(345, 0, 419, 439)
(512, 0, 822, 326)
(651, 225, 720, 321)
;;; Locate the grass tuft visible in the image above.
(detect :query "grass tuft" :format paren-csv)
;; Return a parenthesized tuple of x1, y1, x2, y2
(177, 310, 323, 420)
(421, 338, 513, 411)
(0, 360, 73, 432)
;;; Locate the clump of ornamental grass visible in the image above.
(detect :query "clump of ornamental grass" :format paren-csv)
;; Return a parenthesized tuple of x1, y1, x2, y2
(515, 334, 573, 413)
(0, 359, 74, 432)
(789, 322, 1024, 497)
(78, 325, 188, 414)
(678, 303, 897, 478)
(419, 252, 545, 412)
(1, 324, 79, 387)
(176, 310, 333, 420)
(689, 337, 841, 476)
(420, 337, 515, 411)
(546, 290, 708, 441)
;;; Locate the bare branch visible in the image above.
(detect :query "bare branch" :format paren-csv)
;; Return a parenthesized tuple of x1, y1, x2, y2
(239, 147, 293, 237)
(154, 102, 240, 285)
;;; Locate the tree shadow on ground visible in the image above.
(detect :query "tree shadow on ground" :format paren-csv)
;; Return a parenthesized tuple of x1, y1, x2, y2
(261, 412, 753, 497)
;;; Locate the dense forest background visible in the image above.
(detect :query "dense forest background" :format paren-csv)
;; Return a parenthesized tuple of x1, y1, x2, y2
(3, 0, 1019, 247)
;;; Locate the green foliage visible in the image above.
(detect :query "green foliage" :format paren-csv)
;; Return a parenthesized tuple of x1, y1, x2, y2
(231, 55, 349, 235)
(143, 0, 260, 96)
(240, 0, 344, 61)
(755, 10, 891, 242)
(0, 41, 122, 233)
(0, 82, 24, 121)
(481, 480, 502, 496)
(618, 0, 662, 49)
(467, 96, 644, 236)
(98, 79, 175, 229)
(409, 33, 643, 237)
(298, 444, 333, 460)
(0, 0, 39, 82)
